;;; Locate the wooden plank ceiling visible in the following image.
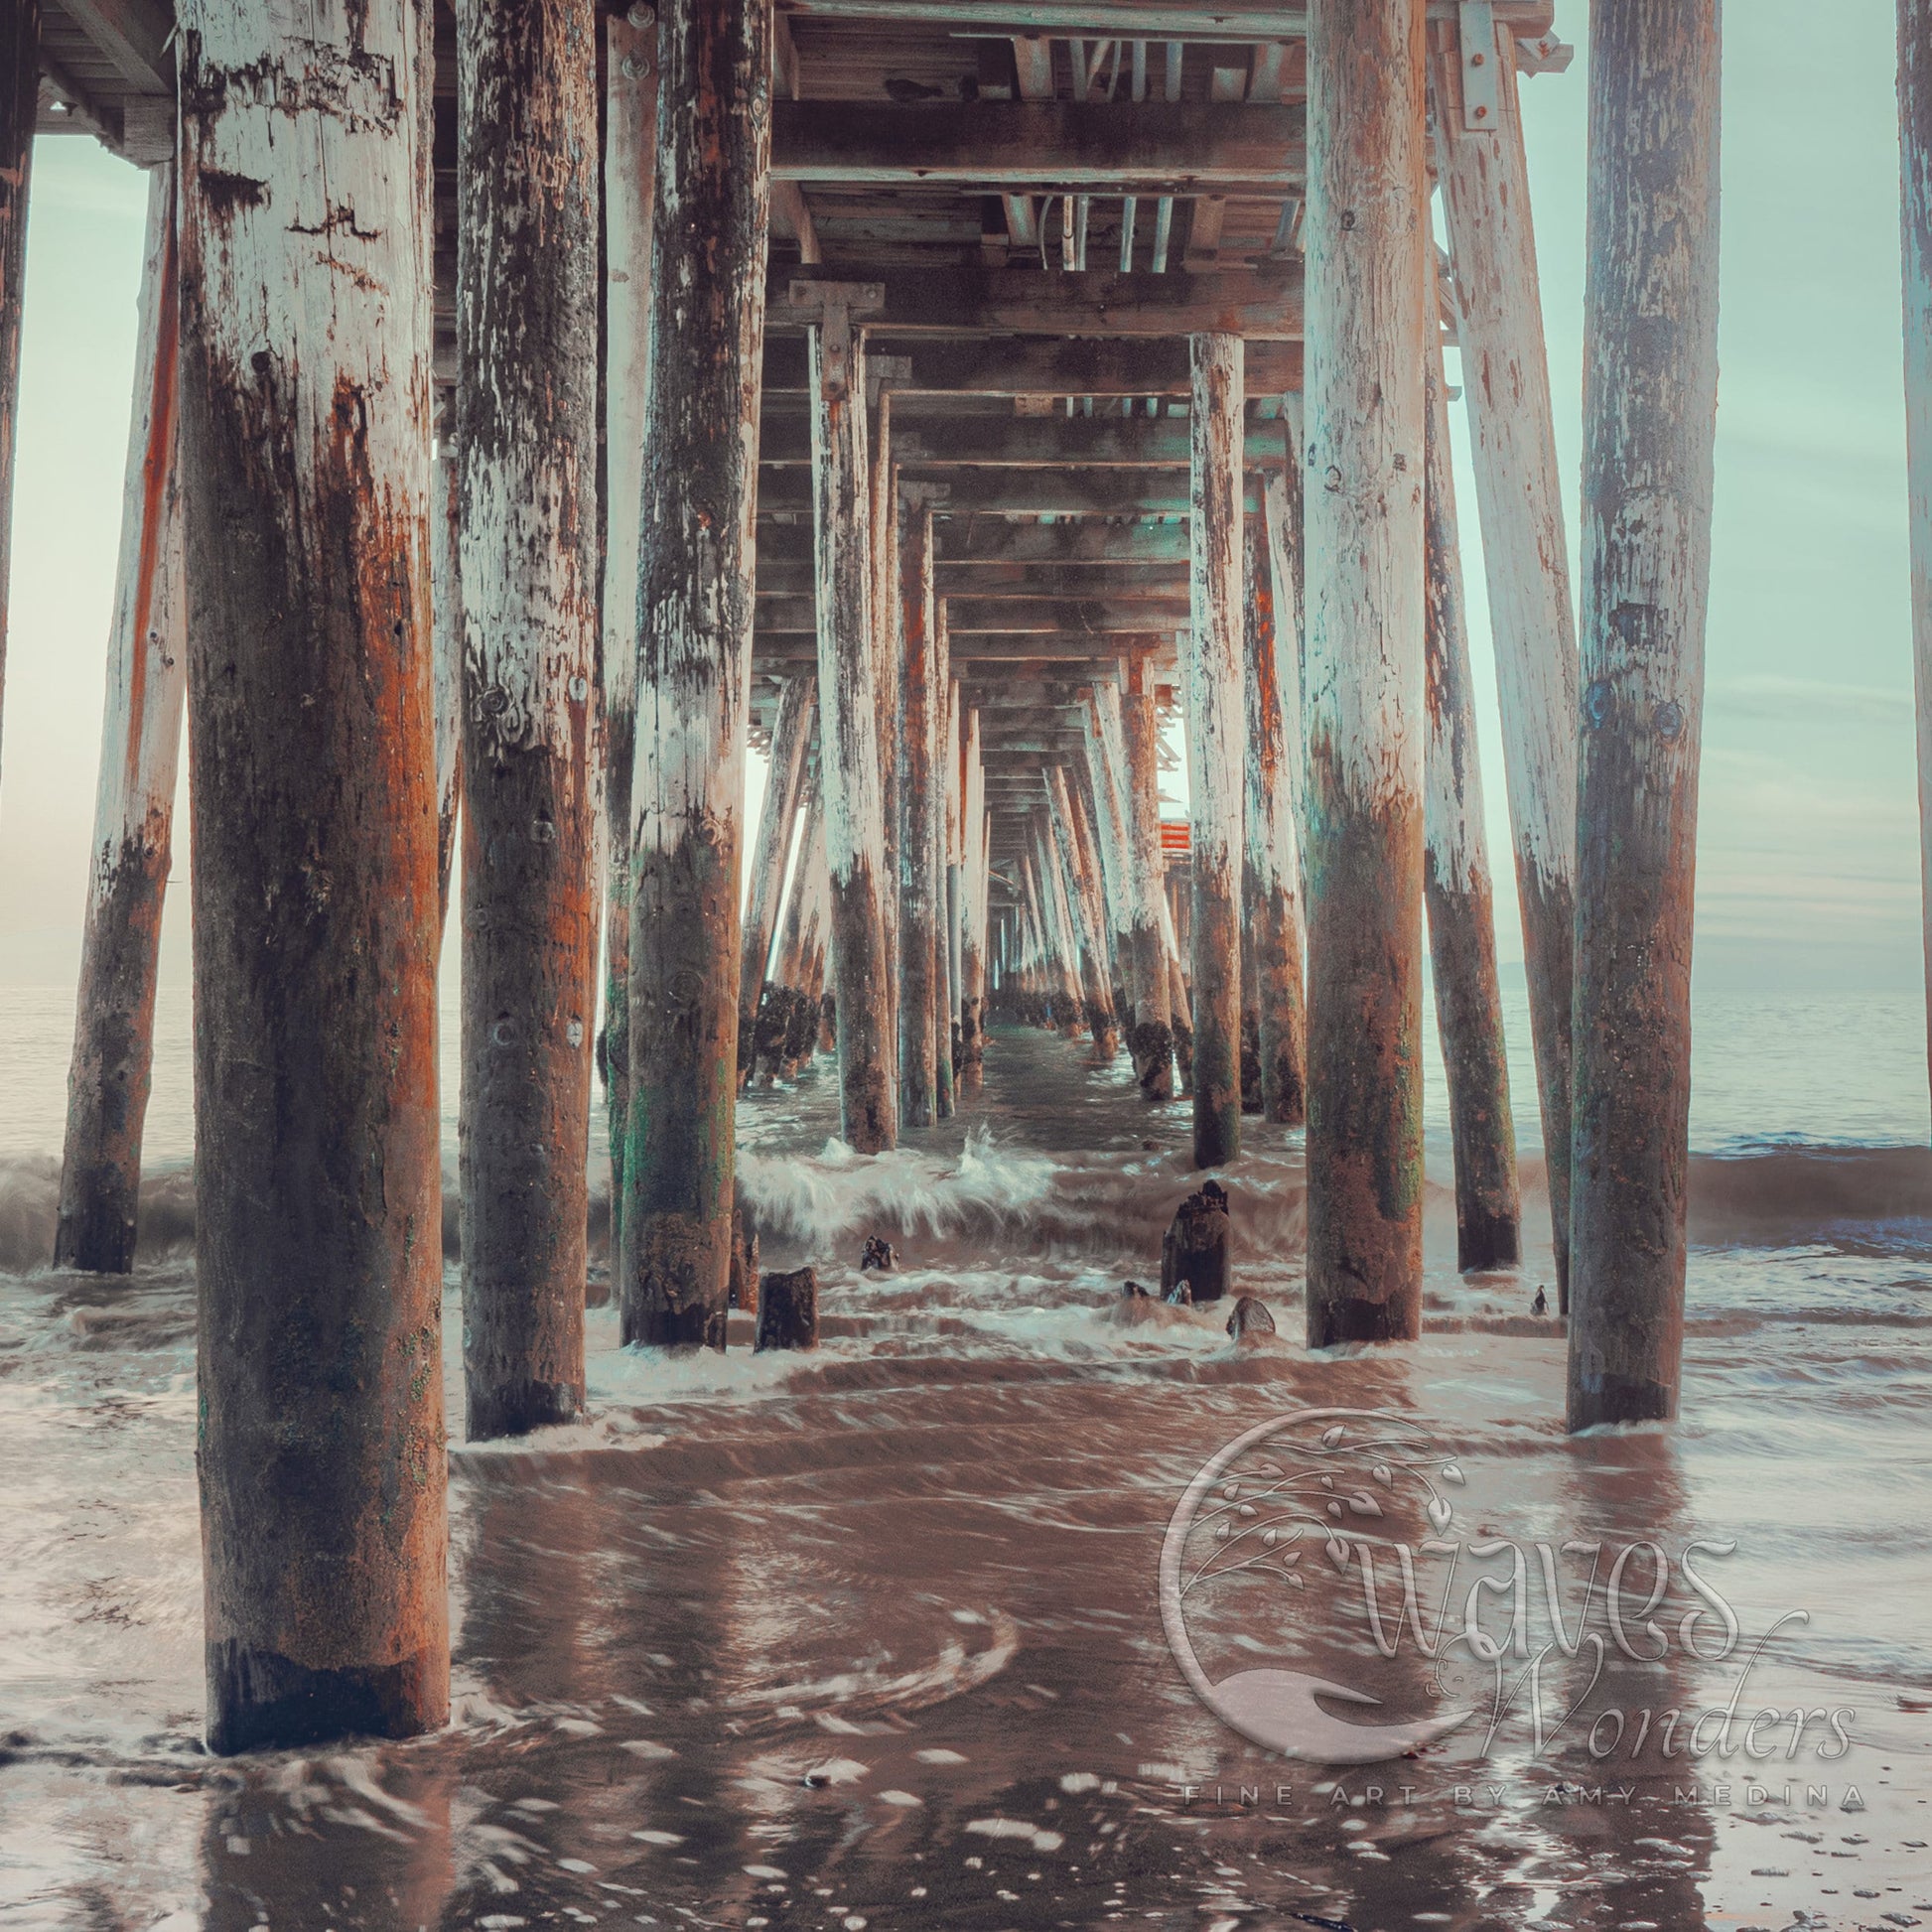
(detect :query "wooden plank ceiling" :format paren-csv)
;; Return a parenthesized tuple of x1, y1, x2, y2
(35, 0, 1565, 853)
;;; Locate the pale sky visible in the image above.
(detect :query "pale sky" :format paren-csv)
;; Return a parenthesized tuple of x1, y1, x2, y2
(0, 0, 1921, 995)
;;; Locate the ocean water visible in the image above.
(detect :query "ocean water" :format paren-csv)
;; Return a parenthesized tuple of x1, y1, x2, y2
(1, 983, 1929, 1929)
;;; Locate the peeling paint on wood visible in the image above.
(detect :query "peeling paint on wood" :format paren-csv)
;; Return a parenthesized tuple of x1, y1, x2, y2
(1568, 0, 1721, 1433)
(1423, 344, 1521, 1275)
(623, 0, 773, 1348)
(1434, 12, 1578, 1303)
(1303, 0, 1428, 1347)
(456, 0, 601, 1439)
(1185, 331, 1246, 1169)
(178, 0, 448, 1751)
(58, 166, 186, 1278)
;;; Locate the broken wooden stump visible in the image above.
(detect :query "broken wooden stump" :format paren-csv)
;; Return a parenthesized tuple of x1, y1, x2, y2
(1160, 1181, 1231, 1305)
(756, 1268, 819, 1351)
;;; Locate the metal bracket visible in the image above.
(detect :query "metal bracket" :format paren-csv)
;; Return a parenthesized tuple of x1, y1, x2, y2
(866, 352, 913, 411)
(783, 280, 886, 402)
(1515, 33, 1576, 76)
(1457, 0, 1501, 132)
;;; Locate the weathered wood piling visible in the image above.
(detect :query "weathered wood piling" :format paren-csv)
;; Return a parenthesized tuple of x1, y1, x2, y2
(958, 704, 988, 1093)
(622, 0, 771, 1350)
(897, 495, 939, 1125)
(1434, 10, 1580, 1304)
(1567, 0, 1722, 1432)
(1240, 508, 1308, 1127)
(1183, 331, 1246, 1170)
(599, 0, 658, 1253)
(431, 437, 464, 938)
(57, 166, 185, 1277)
(1304, 0, 1429, 1348)
(456, 0, 600, 1439)
(1422, 347, 1521, 1275)
(1103, 673, 1175, 1098)
(799, 279, 896, 1153)
(179, 0, 447, 1751)
(1048, 764, 1117, 1058)
(933, 641, 957, 1118)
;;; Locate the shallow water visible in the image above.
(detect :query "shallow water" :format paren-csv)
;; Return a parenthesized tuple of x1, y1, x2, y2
(2, 993, 1930, 1930)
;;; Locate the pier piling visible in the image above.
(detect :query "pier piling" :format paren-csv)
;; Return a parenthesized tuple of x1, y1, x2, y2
(456, 0, 601, 1438)
(1184, 331, 1247, 1170)
(1434, 11, 1581, 1306)
(799, 278, 897, 1153)
(1568, 0, 1722, 1432)
(622, 0, 772, 1349)
(58, 166, 185, 1277)
(599, 0, 659, 1257)
(1241, 508, 1308, 1127)
(1304, 0, 1429, 1348)
(1422, 345, 1521, 1275)
(180, 0, 448, 1751)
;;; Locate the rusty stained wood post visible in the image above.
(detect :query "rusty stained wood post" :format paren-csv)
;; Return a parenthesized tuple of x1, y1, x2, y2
(896, 495, 939, 1125)
(1241, 508, 1308, 1127)
(1568, 0, 1721, 1433)
(1048, 764, 1118, 1058)
(600, 1, 659, 1257)
(1304, 0, 1429, 1348)
(1434, 12, 1580, 1305)
(1423, 344, 1521, 1274)
(0, 0, 35, 782)
(799, 280, 897, 1152)
(1099, 672, 1175, 1097)
(739, 672, 814, 1078)
(57, 167, 187, 1277)
(958, 705, 988, 1093)
(456, 0, 601, 1437)
(623, 0, 772, 1348)
(179, 0, 447, 1750)
(1185, 331, 1247, 1169)
(1903, 0, 1932, 1114)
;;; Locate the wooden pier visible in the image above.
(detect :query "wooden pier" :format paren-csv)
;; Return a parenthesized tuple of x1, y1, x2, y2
(8, 0, 1762, 1750)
